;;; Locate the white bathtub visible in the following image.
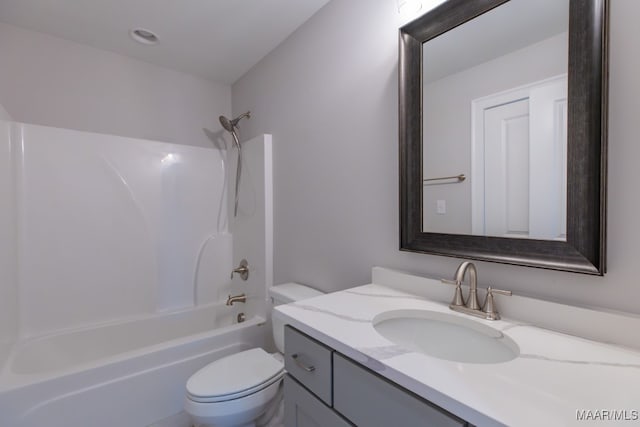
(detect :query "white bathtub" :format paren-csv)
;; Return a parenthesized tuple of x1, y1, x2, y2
(0, 303, 268, 427)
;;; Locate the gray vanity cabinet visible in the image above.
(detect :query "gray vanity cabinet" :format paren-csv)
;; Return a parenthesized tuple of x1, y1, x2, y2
(333, 354, 466, 427)
(284, 375, 353, 427)
(284, 326, 472, 427)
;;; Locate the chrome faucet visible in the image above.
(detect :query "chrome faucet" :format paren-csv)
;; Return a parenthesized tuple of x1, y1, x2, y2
(442, 261, 512, 320)
(454, 261, 480, 310)
(226, 293, 247, 306)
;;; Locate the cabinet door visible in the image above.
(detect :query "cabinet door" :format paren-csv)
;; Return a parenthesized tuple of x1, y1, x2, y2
(333, 354, 467, 427)
(284, 375, 352, 427)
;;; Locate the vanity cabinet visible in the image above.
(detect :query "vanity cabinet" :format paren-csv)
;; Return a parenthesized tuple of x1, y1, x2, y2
(284, 326, 472, 427)
(283, 375, 353, 427)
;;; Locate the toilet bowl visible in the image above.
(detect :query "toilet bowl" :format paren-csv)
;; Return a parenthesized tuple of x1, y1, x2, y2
(184, 283, 323, 427)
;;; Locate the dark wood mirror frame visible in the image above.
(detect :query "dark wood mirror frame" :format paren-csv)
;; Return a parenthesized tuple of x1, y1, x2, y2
(399, 0, 608, 275)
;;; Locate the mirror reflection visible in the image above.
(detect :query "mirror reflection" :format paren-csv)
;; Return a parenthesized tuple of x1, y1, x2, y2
(422, 0, 569, 240)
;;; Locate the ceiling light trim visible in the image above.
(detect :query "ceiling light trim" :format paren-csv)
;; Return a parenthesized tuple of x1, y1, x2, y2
(130, 28, 159, 45)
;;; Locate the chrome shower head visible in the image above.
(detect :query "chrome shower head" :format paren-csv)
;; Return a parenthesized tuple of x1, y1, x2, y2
(219, 115, 233, 133)
(219, 111, 251, 133)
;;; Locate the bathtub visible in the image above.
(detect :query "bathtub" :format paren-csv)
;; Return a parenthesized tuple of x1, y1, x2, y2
(0, 302, 268, 427)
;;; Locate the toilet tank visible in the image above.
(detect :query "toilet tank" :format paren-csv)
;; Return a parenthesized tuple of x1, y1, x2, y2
(269, 283, 323, 353)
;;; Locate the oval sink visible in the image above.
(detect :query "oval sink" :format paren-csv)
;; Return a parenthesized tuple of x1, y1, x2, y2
(373, 309, 519, 364)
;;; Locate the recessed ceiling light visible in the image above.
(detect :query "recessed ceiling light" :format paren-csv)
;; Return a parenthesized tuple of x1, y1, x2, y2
(130, 28, 159, 45)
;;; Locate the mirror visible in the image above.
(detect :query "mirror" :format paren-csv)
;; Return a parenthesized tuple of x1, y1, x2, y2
(422, 0, 569, 240)
(399, 0, 608, 274)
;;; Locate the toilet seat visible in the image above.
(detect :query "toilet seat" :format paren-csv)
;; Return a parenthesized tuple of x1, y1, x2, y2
(186, 348, 284, 403)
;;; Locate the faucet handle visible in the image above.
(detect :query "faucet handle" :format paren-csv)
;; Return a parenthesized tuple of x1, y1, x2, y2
(440, 279, 465, 307)
(489, 288, 512, 296)
(231, 259, 250, 280)
(482, 287, 512, 320)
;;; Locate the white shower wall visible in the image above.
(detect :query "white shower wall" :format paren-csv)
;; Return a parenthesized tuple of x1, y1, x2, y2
(2, 121, 233, 339)
(231, 134, 273, 319)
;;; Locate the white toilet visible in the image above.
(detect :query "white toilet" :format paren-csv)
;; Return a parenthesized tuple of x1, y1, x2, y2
(184, 283, 323, 427)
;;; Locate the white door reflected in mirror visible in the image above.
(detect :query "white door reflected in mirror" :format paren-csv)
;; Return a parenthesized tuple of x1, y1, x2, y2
(471, 75, 567, 240)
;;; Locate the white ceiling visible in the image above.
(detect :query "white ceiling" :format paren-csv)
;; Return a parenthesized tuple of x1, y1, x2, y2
(0, 0, 331, 85)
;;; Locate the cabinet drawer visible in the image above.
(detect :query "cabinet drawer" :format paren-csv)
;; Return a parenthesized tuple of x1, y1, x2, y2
(284, 326, 333, 405)
(333, 353, 467, 427)
(284, 375, 353, 427)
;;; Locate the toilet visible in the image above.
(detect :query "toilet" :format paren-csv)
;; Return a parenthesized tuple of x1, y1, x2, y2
(184, 283, 323, 427)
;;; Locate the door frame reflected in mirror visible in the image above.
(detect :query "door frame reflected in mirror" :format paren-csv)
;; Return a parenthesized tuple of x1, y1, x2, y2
(399, 0, 608, 275)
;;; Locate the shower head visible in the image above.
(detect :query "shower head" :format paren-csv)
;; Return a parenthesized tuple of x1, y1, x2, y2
(219, 111, 250, 152)
(219, 115, 234, 133)
(219, 111, 251, 133)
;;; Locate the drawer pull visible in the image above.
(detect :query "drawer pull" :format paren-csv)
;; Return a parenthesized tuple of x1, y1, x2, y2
(291, 353, 316, 372)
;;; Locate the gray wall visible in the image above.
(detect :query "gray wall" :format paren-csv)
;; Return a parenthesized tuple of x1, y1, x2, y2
(232, 0, 640, 314)
(0, 22, 230, 147)
(0, 120, 16, 364)
(0, 103, 11, 121)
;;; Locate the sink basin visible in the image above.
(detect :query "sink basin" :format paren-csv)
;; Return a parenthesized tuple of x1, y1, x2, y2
(373, 309, 519, 364)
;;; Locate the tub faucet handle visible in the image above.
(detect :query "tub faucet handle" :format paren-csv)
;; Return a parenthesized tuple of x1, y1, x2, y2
(231, 259, 249, 280)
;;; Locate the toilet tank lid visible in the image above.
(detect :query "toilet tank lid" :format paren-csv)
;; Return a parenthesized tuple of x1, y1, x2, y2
(269, 282, 323, 303)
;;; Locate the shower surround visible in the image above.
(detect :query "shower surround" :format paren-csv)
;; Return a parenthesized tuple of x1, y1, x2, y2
(0, 120, 273, 426)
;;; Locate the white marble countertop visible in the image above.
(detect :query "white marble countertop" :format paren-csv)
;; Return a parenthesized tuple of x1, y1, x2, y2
(275, 282, 640, 427)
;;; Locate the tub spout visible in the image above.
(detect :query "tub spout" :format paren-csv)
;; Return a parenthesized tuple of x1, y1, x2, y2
(226, 293, 247, 306)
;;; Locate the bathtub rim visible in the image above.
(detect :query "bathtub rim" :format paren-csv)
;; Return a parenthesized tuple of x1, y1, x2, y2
(16, 298, 244, 343)
(1, 311, 265, 391)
